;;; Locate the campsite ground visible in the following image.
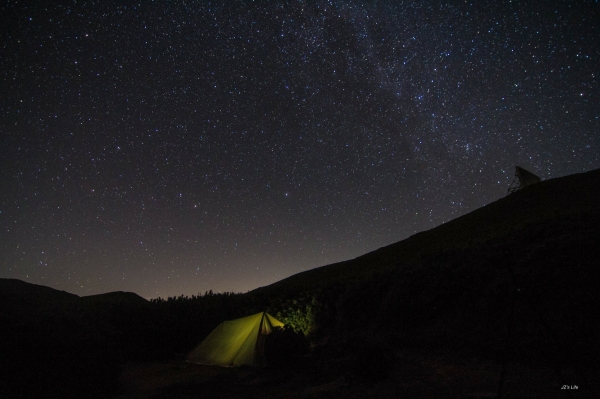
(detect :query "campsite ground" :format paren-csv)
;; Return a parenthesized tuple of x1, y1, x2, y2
(115, 348, 599, 399)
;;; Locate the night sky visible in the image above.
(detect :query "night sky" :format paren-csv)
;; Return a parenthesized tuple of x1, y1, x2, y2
(1, 1, 598, 299)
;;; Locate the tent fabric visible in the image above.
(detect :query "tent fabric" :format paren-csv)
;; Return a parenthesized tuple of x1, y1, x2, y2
(187, 311, 284, 367)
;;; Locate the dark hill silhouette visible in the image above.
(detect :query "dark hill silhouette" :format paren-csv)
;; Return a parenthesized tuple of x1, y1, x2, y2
(0, 279, 149, 310)
(246, 168, 600, 374)
(0, 278, 78, 298)
(0, 282, 153, 399)
(250, 168, 600, 296)
(80, 291, 149, 307)
(0, 278, 79, 310)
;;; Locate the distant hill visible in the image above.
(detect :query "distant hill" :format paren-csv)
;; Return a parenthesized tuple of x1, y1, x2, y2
(0, 278, 78, 304)
(0, 279, 148, 308)
(80, 290, 149, 307)
(0, 278, 148, 321)
(0, 280, 153, 399)
(0, 278, 81, 326)
(0, 278, 78, 298)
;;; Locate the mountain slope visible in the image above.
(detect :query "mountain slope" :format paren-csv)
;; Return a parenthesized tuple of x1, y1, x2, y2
(246, 168, 600, 367)
(251, 168, 600, 295)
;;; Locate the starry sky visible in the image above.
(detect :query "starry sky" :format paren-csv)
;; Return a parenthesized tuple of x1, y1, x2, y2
(1, 1, 598, 299)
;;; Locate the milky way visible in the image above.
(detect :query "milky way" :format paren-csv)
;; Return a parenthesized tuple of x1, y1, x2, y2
(1, 1, 598, 298)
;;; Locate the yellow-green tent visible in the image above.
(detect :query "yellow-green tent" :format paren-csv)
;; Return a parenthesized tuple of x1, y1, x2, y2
(187, 311, 284, 367)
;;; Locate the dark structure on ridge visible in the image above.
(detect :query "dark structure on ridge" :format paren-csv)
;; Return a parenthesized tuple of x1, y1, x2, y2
(507, 166, 541, 195)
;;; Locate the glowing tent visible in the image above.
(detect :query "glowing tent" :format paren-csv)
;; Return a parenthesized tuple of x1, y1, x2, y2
(187, 311, 284, 367)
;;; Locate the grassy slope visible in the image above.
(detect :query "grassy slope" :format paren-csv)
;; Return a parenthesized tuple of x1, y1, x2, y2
(247, 169, 600, 367)
(250, 168, 600, 296)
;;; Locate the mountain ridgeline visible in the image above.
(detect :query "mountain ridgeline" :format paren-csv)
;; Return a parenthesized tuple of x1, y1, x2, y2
(250, 168, 600, 363)
(253, 167, 600, 295)
(1, 168, 599, 398)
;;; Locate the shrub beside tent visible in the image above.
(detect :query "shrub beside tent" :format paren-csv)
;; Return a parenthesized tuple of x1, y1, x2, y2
(187, 311, 284, 367)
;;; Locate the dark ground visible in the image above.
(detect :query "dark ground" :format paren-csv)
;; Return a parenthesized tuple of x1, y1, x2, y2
(116, 347, 600, 399)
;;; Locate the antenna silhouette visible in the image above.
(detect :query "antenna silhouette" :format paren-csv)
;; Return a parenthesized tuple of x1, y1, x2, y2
(507, 166, 541, 195)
